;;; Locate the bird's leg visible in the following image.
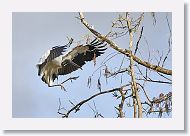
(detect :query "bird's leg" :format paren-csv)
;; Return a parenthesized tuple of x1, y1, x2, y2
(59, 76, 79, 90)
(60, 84, 66, 91)
(48, 76, 79, 91)
(48, 84, 67, 91)
(60, 76, 80, 84)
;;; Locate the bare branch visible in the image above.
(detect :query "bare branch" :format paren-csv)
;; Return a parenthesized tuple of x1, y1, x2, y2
(137, 83, 152, 104)
(134, 26, 144, 55)
(136, 78, 172, 84)
(150, 12, 157, 26)
(78, 12, 172, 75)
(118, 87, 125, 118)
(162, 14, 172, 67)
(127, 16, 142, 118)
(57, 98, 67, 116)
(88, 101, 104, 118)
(60, 84, 130, 118)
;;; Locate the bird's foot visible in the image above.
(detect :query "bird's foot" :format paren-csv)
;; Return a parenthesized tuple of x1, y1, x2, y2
(60, 84, 66, 91)
(48, 84, 66, 91)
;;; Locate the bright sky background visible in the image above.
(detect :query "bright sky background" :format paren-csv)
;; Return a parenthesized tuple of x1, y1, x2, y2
(12, 12, 172, 118)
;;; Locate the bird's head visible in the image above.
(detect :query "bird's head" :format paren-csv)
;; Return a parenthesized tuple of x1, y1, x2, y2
(36, 63, 40, 69)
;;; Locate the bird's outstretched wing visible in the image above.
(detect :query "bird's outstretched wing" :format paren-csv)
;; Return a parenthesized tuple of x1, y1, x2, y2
(58, 38, 107, 76)
(47, 38, 73, 63)
(47, 45, 68, 62)
(37, 44, 69, 76)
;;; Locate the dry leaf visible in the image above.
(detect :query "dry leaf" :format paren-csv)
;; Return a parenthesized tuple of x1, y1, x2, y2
(97, 78, 101, 92)
(93, 52, 96, 66)
(87, 76, 92, 88)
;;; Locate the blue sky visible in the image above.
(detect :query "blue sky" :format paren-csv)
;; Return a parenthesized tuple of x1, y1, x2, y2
(12, 12, 172, 118)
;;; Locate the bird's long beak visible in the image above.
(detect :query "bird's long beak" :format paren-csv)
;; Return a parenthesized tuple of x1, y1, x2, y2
(36, 64, 41, 76)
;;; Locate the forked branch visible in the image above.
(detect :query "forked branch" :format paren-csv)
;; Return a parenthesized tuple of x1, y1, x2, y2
(78, 12, 172, 75)
(58, 85, 129, 118)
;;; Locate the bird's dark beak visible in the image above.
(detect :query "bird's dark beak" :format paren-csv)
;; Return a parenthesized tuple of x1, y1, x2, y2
(36, 64, 41, 76)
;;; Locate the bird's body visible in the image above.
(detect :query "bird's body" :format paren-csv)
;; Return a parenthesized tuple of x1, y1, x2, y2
(40, 58, 61, 86)
(37, 38, 107, 87)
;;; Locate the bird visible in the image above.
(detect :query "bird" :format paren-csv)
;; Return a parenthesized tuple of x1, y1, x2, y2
(36, 38, 107, 88)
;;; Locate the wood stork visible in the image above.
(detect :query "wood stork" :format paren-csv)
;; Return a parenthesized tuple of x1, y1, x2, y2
(37, 38, 107, 88)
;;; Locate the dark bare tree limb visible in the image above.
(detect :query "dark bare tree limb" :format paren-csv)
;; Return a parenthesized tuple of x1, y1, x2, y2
(60, 84, 130, 118)
(134, 26, 144, 55)
(136, 78, 172, 84)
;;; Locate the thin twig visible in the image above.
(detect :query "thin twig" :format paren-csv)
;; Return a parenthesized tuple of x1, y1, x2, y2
(134, 26, 144, 55)
(136, 78, 172, 84)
